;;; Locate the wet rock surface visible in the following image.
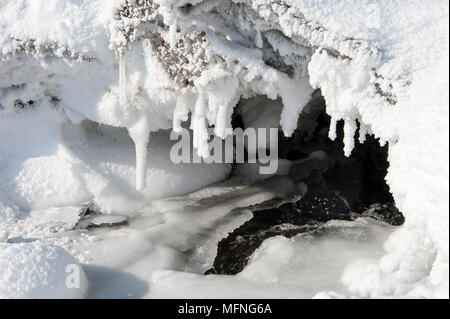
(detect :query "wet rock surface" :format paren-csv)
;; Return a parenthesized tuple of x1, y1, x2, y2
(206, 191, 352, 275)
(75, 208, 130, 230)
(207, 193, 403, 276)
(362, 202, 405, 226)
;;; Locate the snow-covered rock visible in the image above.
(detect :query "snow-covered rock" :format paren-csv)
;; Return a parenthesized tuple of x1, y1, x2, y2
(0, 241, 88, 298)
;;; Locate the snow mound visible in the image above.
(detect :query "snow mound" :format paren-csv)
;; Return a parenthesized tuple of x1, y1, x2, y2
(0, 241, 88, 298)
(0, 103, 230, 214)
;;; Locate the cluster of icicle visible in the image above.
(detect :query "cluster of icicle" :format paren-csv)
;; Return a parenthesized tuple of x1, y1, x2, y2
(117, 49, 243, 192)
(115, 2, 385, 192)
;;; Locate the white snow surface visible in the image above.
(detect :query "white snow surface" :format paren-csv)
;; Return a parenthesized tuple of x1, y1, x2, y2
(0, 240, 88, 298)
(0, 0, 448, 298)
(0, 176, 399, 299)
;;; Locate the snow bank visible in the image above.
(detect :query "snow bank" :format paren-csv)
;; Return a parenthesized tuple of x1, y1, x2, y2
(0, 103, 230, 214)
(0, 241, 88, 298)
(305, 1, 449, 297)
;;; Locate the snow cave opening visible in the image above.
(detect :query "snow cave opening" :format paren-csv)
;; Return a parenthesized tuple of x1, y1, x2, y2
(234, 90, 397, 213)
(206, 90, 405, 275)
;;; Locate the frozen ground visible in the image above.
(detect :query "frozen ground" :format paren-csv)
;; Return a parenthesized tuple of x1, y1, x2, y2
(1, 174, 398, 299)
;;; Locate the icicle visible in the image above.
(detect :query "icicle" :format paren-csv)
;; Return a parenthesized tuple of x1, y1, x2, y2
(343, 119, 357, 157)
(358, 123, 368, 143)
(169, 19, 178, 48)
(192, 91, 210, 158)
(279, 75, 314, 137)
(128, 116, 150, 191)
(215, 104, 230, 139)
(192, 116, 209, 158)
(118, 50, 128, 107)
(173, 92, 192, 133)
(255, 30, 263, 49)
(328, 117, 337, 141)
(208, 76, 239, 139)
(193, 116, 210, 158)
(119, 50, 149, 191)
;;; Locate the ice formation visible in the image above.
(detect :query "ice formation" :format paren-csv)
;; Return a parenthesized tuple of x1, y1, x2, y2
(0, 0, 448, 298)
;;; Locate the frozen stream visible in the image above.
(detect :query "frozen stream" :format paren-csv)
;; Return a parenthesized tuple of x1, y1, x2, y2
(5, 175, 396, 299)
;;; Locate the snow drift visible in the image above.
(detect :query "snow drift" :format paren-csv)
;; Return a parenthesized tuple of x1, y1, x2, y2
(0, 240, 88, 298)
(0, 0, 448, 298)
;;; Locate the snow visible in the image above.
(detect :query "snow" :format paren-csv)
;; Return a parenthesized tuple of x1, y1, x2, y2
(1, 176, 397, 299)
(0, 103, 230, 214)
(0, 240, 88, 298)
(305, 1, 449, 297)
(147, 217, 395, 298)
(0, 0, 448, 299)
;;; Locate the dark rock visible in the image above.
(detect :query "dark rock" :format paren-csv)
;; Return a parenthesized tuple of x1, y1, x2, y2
(81, 217, 129, 230)
(362, 202, 405, 226)
(288, 150, 330, 183)
(206, 191, 351, 275)
(285, 149, 309, 161)
(292, 191, 352, 222)
(75, 207, 130, 230)
(14, 99, 34, 109)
